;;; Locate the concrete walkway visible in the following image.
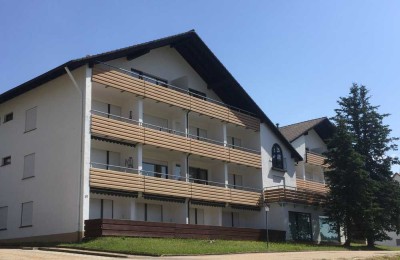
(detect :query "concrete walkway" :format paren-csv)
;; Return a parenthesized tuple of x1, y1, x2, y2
(0, 248, 400, 260)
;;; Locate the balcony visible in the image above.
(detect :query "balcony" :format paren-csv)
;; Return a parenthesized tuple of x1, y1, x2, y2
(89, 165, 262, 207)
(264, 179, 327, 206)
(296, 179, 328, 194)
(91, 63, 260, 132)
(306, 151, 328, 167)
(90, 111, 262, 168)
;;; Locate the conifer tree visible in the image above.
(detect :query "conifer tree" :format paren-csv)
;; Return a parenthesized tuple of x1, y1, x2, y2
(325, 84, 400, 247)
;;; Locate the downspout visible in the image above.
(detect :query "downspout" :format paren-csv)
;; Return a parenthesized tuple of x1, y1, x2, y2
(65, 66, 85, 240)
(186, 110, 191, 224)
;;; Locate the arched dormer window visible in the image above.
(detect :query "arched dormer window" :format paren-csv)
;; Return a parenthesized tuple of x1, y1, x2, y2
(272, 143, 284, 169)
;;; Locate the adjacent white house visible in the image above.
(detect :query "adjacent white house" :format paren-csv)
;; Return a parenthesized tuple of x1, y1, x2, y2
(273, 117, 345, 243)
(0, 31, 343, 243)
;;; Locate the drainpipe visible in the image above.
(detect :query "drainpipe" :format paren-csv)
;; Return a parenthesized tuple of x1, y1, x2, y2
(262, 187, 270, 248)
(65, 66, 85, 240)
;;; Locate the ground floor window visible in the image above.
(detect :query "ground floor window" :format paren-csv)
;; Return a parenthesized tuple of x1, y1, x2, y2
(222, 211, 240, 227)
(289, 211, 312, 241)
(319, 216, 339, 242)
(189, 208, 204, 225)
(89, 198, 113, 219)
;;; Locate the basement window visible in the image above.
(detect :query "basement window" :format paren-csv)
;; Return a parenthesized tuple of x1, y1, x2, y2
(3, 113, 13, 123)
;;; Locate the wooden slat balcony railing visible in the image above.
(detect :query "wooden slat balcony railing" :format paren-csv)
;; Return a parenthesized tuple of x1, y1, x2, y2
(91, 114, 261, 168)
(306, 151, 328, 167)
(85, 219, 286, 241)
(296, 179, 328, 194)
(264, 185, 327, 206)
(92, 65, 260, 131)
(90, 168, 262, 207)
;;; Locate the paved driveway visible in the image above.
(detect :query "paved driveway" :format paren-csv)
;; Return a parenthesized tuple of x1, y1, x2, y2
(0, 249, 399, 260)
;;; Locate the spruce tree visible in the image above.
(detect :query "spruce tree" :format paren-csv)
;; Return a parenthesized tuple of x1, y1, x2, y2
(325, 84, 400, 247)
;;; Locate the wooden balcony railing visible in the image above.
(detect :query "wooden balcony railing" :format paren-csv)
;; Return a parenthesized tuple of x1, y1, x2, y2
(264, 183, 327, 206)
(306, 151, 328, 167)
(92, 65, 260, 131)
(85, 219, 286, 241)
(296, 179, 328, 194)
(90, 168, 262, 207)
(91, 114, 261, 168)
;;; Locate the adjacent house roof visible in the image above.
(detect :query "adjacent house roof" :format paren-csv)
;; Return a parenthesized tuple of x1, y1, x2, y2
(0, 30, 302, 161)
(280, 117, 334, 143)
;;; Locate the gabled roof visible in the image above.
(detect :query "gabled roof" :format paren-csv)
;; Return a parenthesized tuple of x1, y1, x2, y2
(0, 30, 302, 161)
(280, 117, 334, 143)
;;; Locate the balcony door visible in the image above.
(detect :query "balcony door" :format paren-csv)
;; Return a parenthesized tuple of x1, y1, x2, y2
(228, 173, 243, 189)
(143, 162, 168, 179)
(189, 167, 208, 185)
(289, 211, 312, 241)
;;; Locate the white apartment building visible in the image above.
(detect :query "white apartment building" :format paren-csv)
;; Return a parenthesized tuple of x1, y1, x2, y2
(0, 30, 319, 243)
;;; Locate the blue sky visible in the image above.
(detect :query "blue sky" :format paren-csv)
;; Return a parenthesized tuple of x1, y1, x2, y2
(1, 0, 399, 171)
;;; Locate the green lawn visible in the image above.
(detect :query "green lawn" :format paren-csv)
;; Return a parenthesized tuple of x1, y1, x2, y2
(59, 237, 400, 256)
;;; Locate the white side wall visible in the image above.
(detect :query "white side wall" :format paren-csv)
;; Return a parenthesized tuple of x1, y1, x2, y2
(261, 123, 297, 188)
(0, 66, 86, 240)
(107, 46, 222, 102)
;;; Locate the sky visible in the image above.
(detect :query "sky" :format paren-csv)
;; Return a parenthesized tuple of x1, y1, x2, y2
(1, 0, 399, 172)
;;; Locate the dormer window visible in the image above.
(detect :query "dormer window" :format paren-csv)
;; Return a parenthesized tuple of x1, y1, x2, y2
(272, 144, 284, 169)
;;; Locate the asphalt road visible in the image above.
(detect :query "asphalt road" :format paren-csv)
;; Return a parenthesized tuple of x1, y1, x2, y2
(0, 249, 399, 260)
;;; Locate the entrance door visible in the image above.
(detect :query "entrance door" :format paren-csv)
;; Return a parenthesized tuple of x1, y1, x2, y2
(289, 211, 312, 241)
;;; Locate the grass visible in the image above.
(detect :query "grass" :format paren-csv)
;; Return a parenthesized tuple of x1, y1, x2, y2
(59, 237, 400, 256)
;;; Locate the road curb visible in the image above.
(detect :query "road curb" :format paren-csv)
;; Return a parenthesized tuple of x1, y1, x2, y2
(38, 247, 129, 258)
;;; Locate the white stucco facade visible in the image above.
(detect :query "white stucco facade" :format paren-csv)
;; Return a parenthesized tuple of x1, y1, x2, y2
(0, 66, 89, 241)
(0, 38, 305, 243)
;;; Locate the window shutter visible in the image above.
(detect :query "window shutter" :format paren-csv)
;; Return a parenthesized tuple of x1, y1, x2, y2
(0, 207, 7, 230)
(21, 202, 33, 227)
(23, 153, 35, 179)
(25, 107, 37, 132)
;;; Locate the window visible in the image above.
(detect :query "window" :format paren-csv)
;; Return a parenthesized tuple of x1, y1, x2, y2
(0, 206, 7, 230)
(143, 162, 168, 179)
(228, 173, 243, 189)
(25, 107, 37, 132)
(145, 204, 163, 222)
(189, 167, 208, 185)
(23, 153, 35, 179)
(131, 68, 168, 87)
(189, 208, 204, 225)
(189, 126, 207, 141)
(222, 211, 240, 227)
(272, 143, 284, 169)
(289, 211, 312, 241)
(1, 156, 11, 166)
(227, 136, 242, 149)
(89, 199, 113, 219)
(21, 201, 33, 227)
(3, 112, 13, 123)
(188, 88, 206, 100)
(319, 216, 339, 242)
